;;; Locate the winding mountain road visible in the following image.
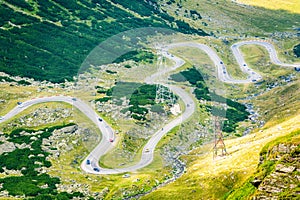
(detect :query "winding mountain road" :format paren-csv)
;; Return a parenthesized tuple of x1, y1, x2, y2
(0, 40, 299, 174)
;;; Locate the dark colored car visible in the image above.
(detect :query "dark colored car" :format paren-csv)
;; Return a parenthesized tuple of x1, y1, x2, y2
(93, 167, 100, 172)
(98, 118, 103, 122)
(86, 159, 91, 165)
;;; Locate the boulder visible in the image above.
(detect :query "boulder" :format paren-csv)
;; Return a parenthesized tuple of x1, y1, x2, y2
(251, 179, 262, 188)
(0, 142, 16, 155)
(275, 164, 295, 173)
(60, 125, 78, 134)
(278, 144, 290, 153)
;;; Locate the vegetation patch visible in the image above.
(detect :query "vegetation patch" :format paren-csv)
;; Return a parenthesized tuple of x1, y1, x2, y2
(0, 0, 207, 83)
(97, 82, 176, 120)
(0, 76, 31, 86)
(293, 43, 300, 58)
(170, 67, 249, 133)
(113, 50, 155, 64)
(170, 66, 204, 84)
(0, 124, 93, 199)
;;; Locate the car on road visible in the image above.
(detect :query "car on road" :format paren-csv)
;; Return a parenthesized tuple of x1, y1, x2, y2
(145, 148, 150, 153)
(252, 79, 257, 82)
(17, 102, 23, 108)
(98, 118, 103, 122)
(220, 61, 223, 64)
(122, 174, 130, 178)
(86, 159, 91, 165)
(72, 98, 77, 101)
(109, 138, 113, 143)
(93, 167, 100, 172)
(243, 64, 247, 66)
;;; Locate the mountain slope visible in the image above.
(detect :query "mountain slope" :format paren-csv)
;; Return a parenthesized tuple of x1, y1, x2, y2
(141, 114, 300, 200)
(236, 0, 300, 14)
(0, 0, 207, 83)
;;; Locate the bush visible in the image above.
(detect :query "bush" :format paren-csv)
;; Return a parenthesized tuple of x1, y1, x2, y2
(0, 124, 86, 198)
(151, 104, 165, 113)
(293, 44, 300, 58)
(170, 67, 204, 85)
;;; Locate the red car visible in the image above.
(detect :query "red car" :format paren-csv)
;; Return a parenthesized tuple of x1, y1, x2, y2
(109, 139, 114, 143)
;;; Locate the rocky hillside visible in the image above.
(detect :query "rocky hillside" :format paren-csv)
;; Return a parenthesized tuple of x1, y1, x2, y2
(226, 129, 300, 199)
(252, 145, 300, 199)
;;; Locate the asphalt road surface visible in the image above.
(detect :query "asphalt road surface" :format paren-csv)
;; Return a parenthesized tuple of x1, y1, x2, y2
(0, 40, 299, 174)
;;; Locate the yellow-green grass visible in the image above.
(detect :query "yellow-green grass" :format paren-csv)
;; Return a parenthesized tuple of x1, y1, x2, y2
(45, 108, 126, 196)
(0, 102, 73, 133)
(218, 39, 300, 99)
(0, 83, 70, 116)
(162, 0, 300, 38)
(239, 44, 294, 79)
(48, 136, 170, 200)
(99, 105, 187, 168)
(0, 84, 37, 116)
(99, 86, 198, 169)
(170, 41, 248, 80)
(167, 42, 244, 101)
(236, 0, 300, 14)
(99, 135, 146, 169)
(251, 80, 300, 129)
(226, 129, 300, 199)
(225, 39, 299, 82)
(273, 38, 300, 63)
(142, 113, 300, 200)
(148, 34, 248, 80)
(45, 105, 172, 199)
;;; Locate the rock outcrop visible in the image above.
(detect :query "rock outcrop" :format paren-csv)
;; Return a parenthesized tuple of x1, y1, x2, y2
(251, 143, 300, 199)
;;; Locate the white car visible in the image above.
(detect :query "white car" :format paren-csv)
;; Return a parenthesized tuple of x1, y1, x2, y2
(122, 174, 130, 178)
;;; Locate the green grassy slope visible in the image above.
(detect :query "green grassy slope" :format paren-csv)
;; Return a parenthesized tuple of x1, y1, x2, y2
(0, 0, 207, 83)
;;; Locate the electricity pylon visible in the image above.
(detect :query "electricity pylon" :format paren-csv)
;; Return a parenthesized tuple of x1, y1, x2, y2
(213, 116, 228, 158)
(155, 48, 176, 107)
